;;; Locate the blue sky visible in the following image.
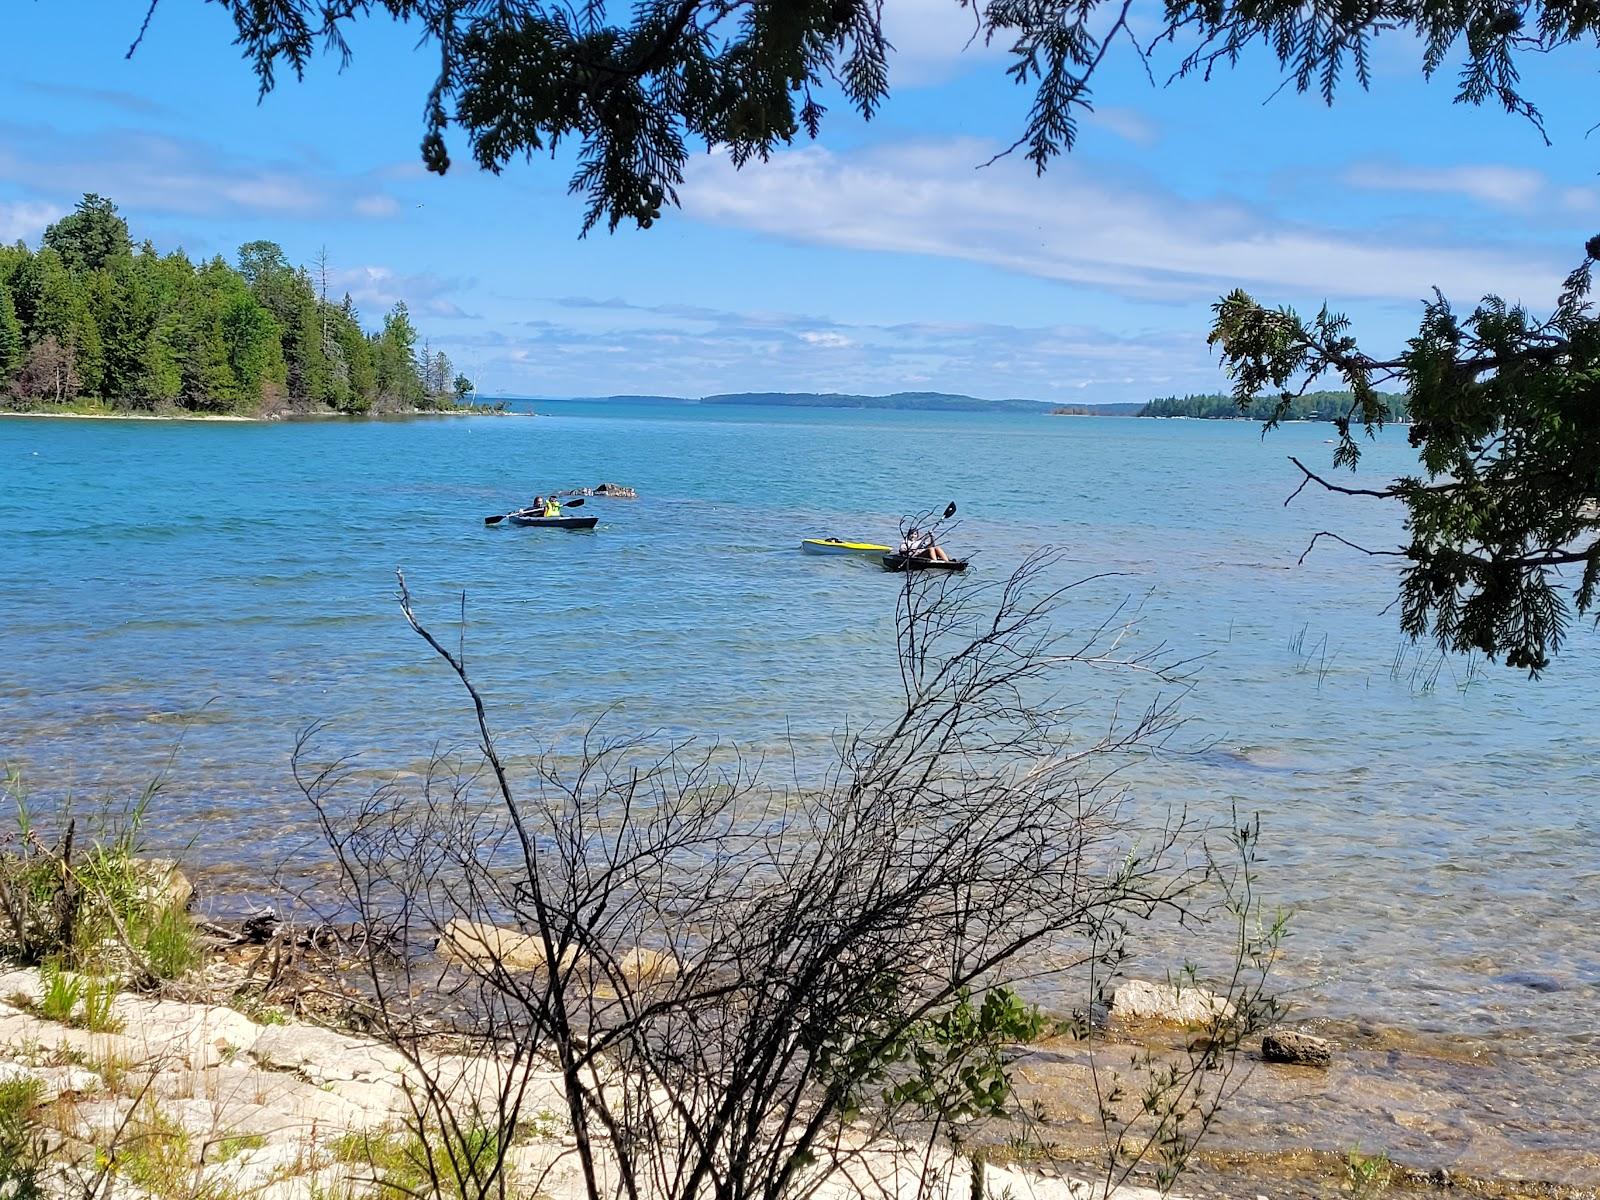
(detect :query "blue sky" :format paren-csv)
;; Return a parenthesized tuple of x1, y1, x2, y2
(2, 2, 1592, 402)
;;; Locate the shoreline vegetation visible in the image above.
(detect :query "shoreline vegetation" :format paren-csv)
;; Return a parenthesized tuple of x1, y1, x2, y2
(1131, 390, 1411, 422)
(0, 194, 479, 420)
(0, 400, 514, 422)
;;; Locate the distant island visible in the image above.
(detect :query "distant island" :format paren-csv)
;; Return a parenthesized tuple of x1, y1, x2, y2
(0, 193, 480, 419)
(1049, 402, 1145, 416)
(568, 391, 1142, 415)
(1137, 390, 1409, 422)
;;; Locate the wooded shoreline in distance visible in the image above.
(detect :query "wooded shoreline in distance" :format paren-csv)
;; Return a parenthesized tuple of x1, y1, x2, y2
(1134, 390, 1410, 421)
(0, 194, 473, 418)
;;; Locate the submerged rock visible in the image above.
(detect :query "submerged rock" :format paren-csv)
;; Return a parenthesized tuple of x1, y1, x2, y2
(1491, 970, 1566, 993)
(437, 918, 676, 985)
(1262, 1028, 1333, 1068)
(439, 919, 571, 972)
(1110, 979, 1235, 1027)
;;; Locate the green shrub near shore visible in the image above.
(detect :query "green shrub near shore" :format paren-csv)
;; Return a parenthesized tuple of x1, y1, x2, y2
(0, 768, 199, 986)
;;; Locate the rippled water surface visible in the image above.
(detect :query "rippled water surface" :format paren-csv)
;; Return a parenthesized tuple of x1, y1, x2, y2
(2, 404, 1597, 1171)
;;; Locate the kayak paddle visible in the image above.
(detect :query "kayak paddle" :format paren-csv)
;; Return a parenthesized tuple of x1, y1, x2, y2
(943, 501, 957, 519)
(484, 496, 586, 525)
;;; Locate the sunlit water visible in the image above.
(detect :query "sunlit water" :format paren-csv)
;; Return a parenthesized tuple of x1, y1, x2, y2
(2, 404, 1596, 1174)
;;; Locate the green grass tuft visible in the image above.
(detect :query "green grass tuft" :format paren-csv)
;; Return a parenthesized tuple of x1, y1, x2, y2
(0, 1076, 47, 1199)
(331, 1124, 507, 1199)
(140, 905, 201, 981)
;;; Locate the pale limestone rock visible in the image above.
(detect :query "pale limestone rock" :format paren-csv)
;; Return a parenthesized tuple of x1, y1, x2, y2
(438, 918, 576, 972)
(1110, 979, 1235, 1027)
(207, 1140, 322, 1195)
(438, 918, 678, 986)
(250, 1023, 409, 1085)
(109, 992, 262, 1066)
(133, 855, 195, 911)
(615, 945, 679, 985)
(0, 968, 42, 1007)
(0, 957, 1196, 1200)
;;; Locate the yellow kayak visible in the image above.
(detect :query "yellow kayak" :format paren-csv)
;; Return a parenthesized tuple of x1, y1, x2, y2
(801, 538, 892, 557)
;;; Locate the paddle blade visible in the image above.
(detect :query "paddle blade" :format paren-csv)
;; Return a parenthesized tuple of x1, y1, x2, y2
(565, 496, 585, 508)
(944, 501, 957, 519)
(484, 514, 506, 525)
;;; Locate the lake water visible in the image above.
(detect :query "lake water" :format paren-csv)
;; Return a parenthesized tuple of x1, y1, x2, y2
(2, 404, 1597, 1178)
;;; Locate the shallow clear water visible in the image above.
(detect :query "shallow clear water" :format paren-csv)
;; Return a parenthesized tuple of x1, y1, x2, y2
(2, 404, 1597, 1166)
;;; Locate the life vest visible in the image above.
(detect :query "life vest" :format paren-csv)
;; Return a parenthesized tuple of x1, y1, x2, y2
(542, 499, 561, 517)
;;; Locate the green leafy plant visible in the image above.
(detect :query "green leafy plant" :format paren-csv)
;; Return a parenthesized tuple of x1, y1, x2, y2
(886, 988, 1049, 1124)
(116, 1103, 193, 1197)
(1345, 1147, 1394, 1198)
(0, 1076, 47, 1200)
(227, 993, 287, 1025)
(213, 1133, 267, 1163)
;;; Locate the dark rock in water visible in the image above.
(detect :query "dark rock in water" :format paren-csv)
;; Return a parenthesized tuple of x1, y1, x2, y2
(1492, 971, 1565, 993)
(241, 908, 281, 943)
(1262, 1029, 1332, 1068)
(594, 482, 637, 498)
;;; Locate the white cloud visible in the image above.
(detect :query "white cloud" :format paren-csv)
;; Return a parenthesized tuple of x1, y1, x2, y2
(0, 199, 63, 243)
(459, 299, 1217, 402)
(328, 264, 475, 321)
(1558, 186, 1600, 215)
(354, 194, 401, 218)
(880, 0, 1001, 84)
(679, 139, 1565, 305)
(0, 123, 402, 222)
(1344, 162, 1547, 209)
(1088, 106, 1160, 147)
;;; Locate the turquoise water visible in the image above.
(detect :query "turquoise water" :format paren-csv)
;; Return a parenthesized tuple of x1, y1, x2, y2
(3, 405, 1598, 1167)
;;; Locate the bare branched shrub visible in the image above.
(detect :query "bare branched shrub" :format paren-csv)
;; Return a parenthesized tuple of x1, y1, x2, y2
(294, 551, 1281, 1200)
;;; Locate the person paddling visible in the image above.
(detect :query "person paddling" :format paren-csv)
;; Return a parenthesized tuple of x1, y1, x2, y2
(541, 494, 562, 518)
(900, 526, 950, 562)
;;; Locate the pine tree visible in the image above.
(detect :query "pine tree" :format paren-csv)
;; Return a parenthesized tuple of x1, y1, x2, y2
(375, 302, 425, 409)
(332, 295, 377, 412)
(43, 194, 131, 273)
(94, 257, 158, 406)
(0, 281, 21, 381)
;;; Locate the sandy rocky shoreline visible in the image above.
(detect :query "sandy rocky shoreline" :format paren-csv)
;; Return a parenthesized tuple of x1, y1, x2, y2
(2, 858, 1592, 1200)
(0, 956, 1184, 1200)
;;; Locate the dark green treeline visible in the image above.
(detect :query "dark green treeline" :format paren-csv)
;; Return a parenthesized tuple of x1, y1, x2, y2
(1138, 391, 1410, 421)
(0, 194, 472, 415)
